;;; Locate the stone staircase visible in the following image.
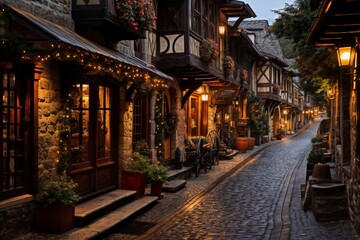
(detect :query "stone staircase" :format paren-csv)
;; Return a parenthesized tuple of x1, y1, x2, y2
(61, 189, 157, 239)
(162, 166, 192, 192)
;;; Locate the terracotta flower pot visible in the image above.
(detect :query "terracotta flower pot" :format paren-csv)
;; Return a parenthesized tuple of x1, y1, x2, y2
(235, 137, 248, 153)
(247, 137, 255, 150)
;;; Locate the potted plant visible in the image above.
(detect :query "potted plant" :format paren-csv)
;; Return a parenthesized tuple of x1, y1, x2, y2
(248, 95, 267, 145)
(121, 152, 151, 198)
(115, 0, 157, 32)
(35, 177, 80, 233)
(306, 144, 325, 180)
(199, 38, 219, 64)
(147, 163, 167, 198)
(35, 92, 80, 234)
(223, 56, 235, 79)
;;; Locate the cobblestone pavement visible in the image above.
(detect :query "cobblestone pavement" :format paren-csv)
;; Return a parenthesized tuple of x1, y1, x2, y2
(107, 116, 358, 240)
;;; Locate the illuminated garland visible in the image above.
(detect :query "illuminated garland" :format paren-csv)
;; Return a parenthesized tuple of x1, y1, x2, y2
(21, 43, 168, 91)
(155, 91, 166, 162)
(0, 2, 168, 90)
(57, 93, 76, 176)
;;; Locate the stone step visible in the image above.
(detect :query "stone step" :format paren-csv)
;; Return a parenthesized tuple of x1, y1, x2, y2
(221, 150, 239, 160)
(64, 196, 158, 239)
(162, 179, 187, 193)
(166, 167, 192, 181)
(75, 189, 136, 227)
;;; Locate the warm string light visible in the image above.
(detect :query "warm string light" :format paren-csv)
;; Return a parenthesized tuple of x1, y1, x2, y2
(21, 43, 168, 91)
(155, 92, 166, 162)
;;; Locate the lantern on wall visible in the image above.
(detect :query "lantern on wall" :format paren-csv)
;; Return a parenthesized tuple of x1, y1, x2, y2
(336, 46, 356, 67)
(201, 93, 208, 101)
(219, 25, 225, 36)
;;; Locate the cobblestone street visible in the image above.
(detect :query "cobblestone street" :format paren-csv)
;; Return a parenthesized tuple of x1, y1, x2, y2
(107, 116, 357, 240)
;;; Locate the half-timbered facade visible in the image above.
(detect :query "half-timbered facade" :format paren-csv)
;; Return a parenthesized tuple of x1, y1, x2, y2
(155, 0, 256, 141)
(240, 20, 309, 139)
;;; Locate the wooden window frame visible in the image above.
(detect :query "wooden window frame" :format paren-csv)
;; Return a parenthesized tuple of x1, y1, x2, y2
(133, 92, 150, 145)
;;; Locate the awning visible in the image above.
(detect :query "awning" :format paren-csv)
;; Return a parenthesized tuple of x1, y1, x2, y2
(7, 5, 173, 81)
(307, 0, 360, 47)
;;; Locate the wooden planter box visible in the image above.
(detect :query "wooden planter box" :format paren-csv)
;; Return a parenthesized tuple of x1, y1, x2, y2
(36, 204, 74, 234)
(121, 170, 147, 198)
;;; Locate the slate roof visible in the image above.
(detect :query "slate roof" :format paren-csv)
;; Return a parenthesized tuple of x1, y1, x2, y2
(239, 20, 287, 66)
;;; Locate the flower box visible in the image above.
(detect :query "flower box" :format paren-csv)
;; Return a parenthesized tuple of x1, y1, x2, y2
(199, 38, 219, 64)
(36, 204, 75, 234)
(121, 170, 147, 198)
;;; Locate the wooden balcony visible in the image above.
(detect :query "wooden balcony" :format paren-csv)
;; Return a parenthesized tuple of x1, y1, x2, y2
(156, 30, 224, 81)
(256, 83, 281, 101)
(71, 0, 146, 43)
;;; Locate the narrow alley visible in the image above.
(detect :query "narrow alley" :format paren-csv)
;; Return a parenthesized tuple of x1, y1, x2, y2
(107, 116, 356, 240)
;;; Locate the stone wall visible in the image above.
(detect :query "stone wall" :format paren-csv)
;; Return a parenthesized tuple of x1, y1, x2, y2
(118, 86, 133, 183)
(0, 200, 34, 240)
(348, 80, 360, 234)
(38, 61, 62, 181)
(5, 0, 73, 29)
(168, 81, 185, 154)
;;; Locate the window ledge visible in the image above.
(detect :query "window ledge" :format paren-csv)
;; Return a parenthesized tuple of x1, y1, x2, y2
(0, 194, 33, 211)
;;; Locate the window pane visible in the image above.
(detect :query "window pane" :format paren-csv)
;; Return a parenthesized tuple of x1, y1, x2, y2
(97, 87, 111, 159)
(70, 84, 90, 164)
(1, 73, 25, 194)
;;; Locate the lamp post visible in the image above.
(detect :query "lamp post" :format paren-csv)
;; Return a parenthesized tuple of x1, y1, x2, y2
(335, 44, 357, 170)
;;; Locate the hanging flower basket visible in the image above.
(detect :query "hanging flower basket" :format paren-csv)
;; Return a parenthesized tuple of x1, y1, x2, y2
(199, 38, 219, 64)
(223, 56, 235, 79)
(115, 0, 157, 32)
(240, 68, 248, 82)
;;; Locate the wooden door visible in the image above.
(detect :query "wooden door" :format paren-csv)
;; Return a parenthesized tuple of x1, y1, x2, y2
(69, 83, 118, 198)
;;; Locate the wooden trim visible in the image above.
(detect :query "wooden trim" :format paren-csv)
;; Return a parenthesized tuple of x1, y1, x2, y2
(33, 63, 41, 194)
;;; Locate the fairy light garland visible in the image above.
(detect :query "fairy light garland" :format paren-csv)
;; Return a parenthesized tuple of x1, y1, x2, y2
(20, 43, 168, 91)
(155, 91, 166, 162)
(57, 93, 75, 177)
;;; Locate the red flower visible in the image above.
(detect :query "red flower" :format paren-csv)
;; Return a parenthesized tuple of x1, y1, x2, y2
(199, 38, 219, 64)
(115, 0, 157, 32)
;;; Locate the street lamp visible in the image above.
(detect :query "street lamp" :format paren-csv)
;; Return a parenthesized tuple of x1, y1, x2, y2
(336, 46, 356, 67)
